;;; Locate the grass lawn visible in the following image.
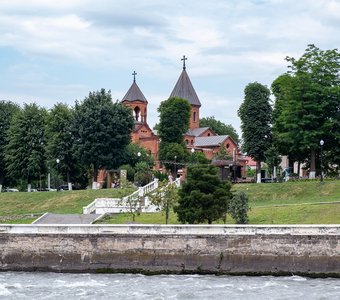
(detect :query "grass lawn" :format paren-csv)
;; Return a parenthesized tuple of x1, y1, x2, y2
(1, 180, 339, 224)
(0, 188, 134, 218)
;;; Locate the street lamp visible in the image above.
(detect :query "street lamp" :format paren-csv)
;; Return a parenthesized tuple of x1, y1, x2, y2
(320, 140, 324, 182)
(174, 155, 177, 178)
(56, 158, 60, 191)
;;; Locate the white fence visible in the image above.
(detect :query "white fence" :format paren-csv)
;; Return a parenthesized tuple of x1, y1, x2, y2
(83, 178, 181, 214)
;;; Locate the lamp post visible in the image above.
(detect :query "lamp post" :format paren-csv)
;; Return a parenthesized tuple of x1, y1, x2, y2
(320, 140, 324, 182)
(174, 155, 177, 179)
(56, 158, 60, 191)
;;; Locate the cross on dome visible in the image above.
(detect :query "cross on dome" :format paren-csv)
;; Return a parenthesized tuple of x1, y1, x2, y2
(132, 71, 137, 82)
(181, 55, 187, 70)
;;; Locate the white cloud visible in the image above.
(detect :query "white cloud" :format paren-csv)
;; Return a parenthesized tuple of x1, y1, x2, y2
(0, 0, 338, 133)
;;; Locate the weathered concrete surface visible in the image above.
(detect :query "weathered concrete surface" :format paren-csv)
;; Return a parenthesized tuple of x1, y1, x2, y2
(0, 225, 339, 277)
(32, 213, 102, 224)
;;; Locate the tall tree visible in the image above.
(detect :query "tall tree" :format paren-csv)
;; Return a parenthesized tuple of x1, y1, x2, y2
(45, 103, 77, 190)
(272, 45, 340, 178)
(5, 103, 47, 192)
(158, 97, 191, 144)
(175, 164, 232, 224)
(157, 97, 191, 175)
(238, 82, 272, 183)
(0, 101, 20, 191)
(73, 89, 134, 189)
(200, 116, 240, 144)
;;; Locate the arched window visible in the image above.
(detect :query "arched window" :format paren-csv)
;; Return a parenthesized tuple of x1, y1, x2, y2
(193, 112, 196, 122)
(185, 139, 189, 145)
(134, 106, 140, 121)
(207, 133, 210, 136)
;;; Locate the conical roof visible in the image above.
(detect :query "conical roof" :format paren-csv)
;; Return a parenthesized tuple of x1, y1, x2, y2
(169, 69, 201, 106)
(122, 81, 147, 102)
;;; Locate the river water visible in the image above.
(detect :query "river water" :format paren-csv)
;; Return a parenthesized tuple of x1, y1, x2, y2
(0, 272, 339, 299)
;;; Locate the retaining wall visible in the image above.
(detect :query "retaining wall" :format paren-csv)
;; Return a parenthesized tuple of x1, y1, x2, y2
(0, 225, 339, 277)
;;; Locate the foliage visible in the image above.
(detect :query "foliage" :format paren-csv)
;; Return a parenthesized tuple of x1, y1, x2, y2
(5, 103, 47, 189)
(134, 161, 153, 186)
(189, 151, 210, 165)
(119, 164, 135, 182)
(157, 97, 191, 144)
(228, 191, 250, 224)
(119, 192, 143, 222)
(0, 101, 20, 189)
(147, 180, 179, 224)
(271, 45, 340, 177)
(72, 89, 134, 186)
(238, 82, 272, 179)
(159, 142, 189, 176)
(45, 103, 81, 186)
(200, 116, 240, 144)
(175, 164, 232, 224)
(264, 145, 281, 177)
(214, 144, 232, 161)
(119, 143, 154, 168)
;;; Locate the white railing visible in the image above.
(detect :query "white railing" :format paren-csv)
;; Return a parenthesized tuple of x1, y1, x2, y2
(83, 179, 162, 214)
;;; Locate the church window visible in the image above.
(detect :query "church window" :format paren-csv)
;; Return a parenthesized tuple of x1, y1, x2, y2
(207, 133, 211, 136)
(193, 111, 196, 122)
(191, 140, 194, 145)
(226, 143, 230, 149)
(134, 106, 141, 121)
(185, 139, 189, 145)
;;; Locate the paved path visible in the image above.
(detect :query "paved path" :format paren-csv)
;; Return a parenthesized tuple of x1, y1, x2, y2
(32, 213, 102, 224)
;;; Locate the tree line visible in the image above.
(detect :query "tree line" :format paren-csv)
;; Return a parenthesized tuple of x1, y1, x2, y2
(0, 89, 137, 192)
(239, 44, 339, 181)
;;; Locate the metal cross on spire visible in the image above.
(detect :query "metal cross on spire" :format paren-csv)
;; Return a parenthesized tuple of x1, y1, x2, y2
(181, 55, 187, 70)
(132, 71, 137, 82)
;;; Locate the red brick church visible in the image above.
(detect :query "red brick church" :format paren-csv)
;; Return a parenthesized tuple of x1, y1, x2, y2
(120, 56, 247, 180)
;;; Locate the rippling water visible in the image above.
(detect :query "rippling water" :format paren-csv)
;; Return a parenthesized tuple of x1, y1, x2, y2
(0, 272, 339, 299)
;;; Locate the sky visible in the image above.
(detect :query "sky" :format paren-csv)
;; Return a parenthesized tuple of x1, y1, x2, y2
(0, 0, 339, 135)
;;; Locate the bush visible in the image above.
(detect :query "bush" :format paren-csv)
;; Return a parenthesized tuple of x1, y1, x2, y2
(228, 191, 250, 224)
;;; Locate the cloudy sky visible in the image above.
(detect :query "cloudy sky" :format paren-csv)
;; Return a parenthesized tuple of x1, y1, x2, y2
(0, 0, 339, 134)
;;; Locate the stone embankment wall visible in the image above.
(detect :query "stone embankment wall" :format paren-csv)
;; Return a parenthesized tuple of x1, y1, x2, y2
(0, 225, 339, 277)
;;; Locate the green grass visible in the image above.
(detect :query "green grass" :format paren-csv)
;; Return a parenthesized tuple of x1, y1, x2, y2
(1, 180, 340, 224)
(232, 180, 340, 206)
(0, 188, 135, 216)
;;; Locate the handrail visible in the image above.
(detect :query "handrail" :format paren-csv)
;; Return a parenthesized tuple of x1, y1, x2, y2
(83, 179, 161, 214)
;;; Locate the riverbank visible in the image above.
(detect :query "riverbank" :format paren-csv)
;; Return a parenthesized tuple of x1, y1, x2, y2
(0, 224, 339, 277)
(2, 180, 340, 224)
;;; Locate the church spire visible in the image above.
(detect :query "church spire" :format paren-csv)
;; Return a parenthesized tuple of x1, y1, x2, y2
(132, 70, 137, 82)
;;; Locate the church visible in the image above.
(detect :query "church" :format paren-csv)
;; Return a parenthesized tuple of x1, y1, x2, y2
(121, 56, 247, 180)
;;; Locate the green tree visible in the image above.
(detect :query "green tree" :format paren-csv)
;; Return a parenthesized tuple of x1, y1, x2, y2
(272, 45, 340, 178)
(159, 142, 189, 177)
(45, 103, 78, 190)
(175, 164, 232, 224)
(158, 97, 191, 144)
(119, 143, 154, 169)
(148, 180, 179, 224)
(158, 97, 191, 175)
(238, 82, 272, 183)
(214, 144, 232, 160)
(265, 145, 281, 178)
(200, 116, 240, 144)
(228, 191, 250, 224)
(5, 103, 47, 192)
(0, 101, 20, 191)
(134, 161, 153, 186)
(73, 89, 134, 189)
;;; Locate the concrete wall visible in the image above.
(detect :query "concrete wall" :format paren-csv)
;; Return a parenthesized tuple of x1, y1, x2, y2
(0, 225, 339, 277)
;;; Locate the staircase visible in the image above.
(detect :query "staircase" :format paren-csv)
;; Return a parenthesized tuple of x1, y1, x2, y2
(83, 178, 181, 215)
